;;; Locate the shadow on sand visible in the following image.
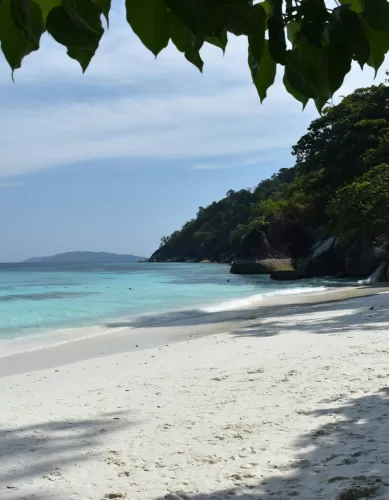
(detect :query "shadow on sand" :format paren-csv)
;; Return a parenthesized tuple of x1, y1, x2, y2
(230, 296, 389, 338)
(157, 389, 389, 499)
(0, 411, 137, 499)
(105, 287, 389, 333)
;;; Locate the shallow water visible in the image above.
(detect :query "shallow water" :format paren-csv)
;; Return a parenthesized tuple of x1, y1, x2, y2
(0, 262, 357, 339)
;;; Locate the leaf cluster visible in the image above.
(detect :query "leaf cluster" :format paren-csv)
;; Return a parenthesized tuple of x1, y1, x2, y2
(2, 0, 389, 109)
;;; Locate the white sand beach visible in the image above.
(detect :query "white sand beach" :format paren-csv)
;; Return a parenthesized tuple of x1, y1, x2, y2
(2, 287, 389, 500)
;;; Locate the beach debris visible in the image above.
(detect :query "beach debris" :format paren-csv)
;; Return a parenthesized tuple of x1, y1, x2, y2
(103, 493, 124, 499)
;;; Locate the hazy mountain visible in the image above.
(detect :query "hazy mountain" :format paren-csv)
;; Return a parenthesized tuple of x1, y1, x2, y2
(24, 251, 146, 263)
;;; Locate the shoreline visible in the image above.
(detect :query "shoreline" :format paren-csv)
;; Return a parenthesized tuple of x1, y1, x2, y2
(1, 287, 389, 498)
(0, 284, 387, 377)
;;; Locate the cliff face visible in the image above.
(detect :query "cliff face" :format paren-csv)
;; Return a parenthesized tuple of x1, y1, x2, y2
(230, 219, 389, 280)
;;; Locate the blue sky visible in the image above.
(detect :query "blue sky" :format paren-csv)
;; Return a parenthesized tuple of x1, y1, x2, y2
(0, 3, 386, 262)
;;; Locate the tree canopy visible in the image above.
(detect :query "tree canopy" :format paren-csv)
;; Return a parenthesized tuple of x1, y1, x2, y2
(1, 0, 389, 110)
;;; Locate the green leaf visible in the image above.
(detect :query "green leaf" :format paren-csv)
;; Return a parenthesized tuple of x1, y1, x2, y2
(0, 0, 44, 72)
(126, 0, 169, 56)
(184, 34, 204, 71)
(268, 16, 286, 64)
(286, 39, 332, 112)
(259, 0, 271, 18)
(67, 46, 95, 72)
(268, 0, 282, 17)
(169, 9, 189, 52)
(249, 39, 276, 102)
(223, 2, 259, 36)
(300, 0, 330, 48)
(284, 62, 315, 106)
(283, 69, 309, 109)
(247, 4, 266, 63)
(287, 39, 322, 90)
(46, 1, 103, 70)
(94, 0, 111, 26)
(336, 7, 370, 68)
(363, 20, 389, 74)
(287, 21, 300, 44)
(326, 38, 352, 96)
(167, 0, 207, 34)
(36, 0, 61, 22)
(168, 11, 204, 71)
(363, 0, 389, 31)
(47, 4, 103, 48)
(10, 0, 31, 36)
(205, 28, 228, 52)
(10, 0, 44, 47)
(339, 0, 362, 14)
(185, 46, 203, 71)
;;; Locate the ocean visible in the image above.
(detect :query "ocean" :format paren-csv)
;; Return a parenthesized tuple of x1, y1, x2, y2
(0, 262, 357, 342)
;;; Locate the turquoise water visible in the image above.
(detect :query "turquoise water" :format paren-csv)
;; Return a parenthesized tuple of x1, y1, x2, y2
(0, 262, 355, 339)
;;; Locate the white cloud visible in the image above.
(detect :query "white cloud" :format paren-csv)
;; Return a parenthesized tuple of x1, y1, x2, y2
(0, 7, 387, 178)
(0, 80, 318, 176)
(191, 149, 290, 170)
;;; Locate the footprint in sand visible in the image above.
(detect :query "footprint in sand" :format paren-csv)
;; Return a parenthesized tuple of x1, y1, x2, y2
(105, 451, 126, 467)
(247, 368, 265, 375)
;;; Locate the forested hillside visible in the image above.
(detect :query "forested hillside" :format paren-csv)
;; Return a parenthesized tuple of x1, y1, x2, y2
(151, 83, 389, 265)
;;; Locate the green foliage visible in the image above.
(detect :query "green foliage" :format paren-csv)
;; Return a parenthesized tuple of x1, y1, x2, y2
(292, 84, 389, 212)
(126, 0, 169, 57)
(327, 163, 389, 246)
(3, 0, 389, 109)
(0, 0, 44, 75)
(157, 82, 389, 260)
(157, 169, 296, 261)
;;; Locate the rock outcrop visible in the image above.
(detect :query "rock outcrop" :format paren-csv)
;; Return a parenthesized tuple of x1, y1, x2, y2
(266, 217, 313, 257)
(150, 216, 389, 281)
(346, 244, 389, 278)
(230, 258, 293, 275)
(239, 229, 286, 260)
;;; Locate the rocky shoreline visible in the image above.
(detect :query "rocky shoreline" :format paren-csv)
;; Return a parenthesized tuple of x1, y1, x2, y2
(149, 217, 389, 283)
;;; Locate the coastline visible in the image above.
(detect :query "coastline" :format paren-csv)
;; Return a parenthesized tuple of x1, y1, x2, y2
(0, 284, 387, 376)
(1, 287, 389, 499)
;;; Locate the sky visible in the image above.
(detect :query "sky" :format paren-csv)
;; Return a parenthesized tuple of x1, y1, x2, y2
(0, 3, 387, 262)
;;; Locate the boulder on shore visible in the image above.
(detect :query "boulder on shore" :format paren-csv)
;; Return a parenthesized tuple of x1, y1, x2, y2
(230, 258, 293, 275)
(346, 244, 389, 278)
(266, 217, 313, 257)
(239, 229, 286, 260)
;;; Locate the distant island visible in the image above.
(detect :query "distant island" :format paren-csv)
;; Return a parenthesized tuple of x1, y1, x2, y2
(24, 251, 146, 264)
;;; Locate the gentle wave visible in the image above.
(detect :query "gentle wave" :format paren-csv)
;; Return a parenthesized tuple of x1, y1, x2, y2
(202, 286, 327, 313)
(0, 285, 329, 357)
(128, 286, 328, 326)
